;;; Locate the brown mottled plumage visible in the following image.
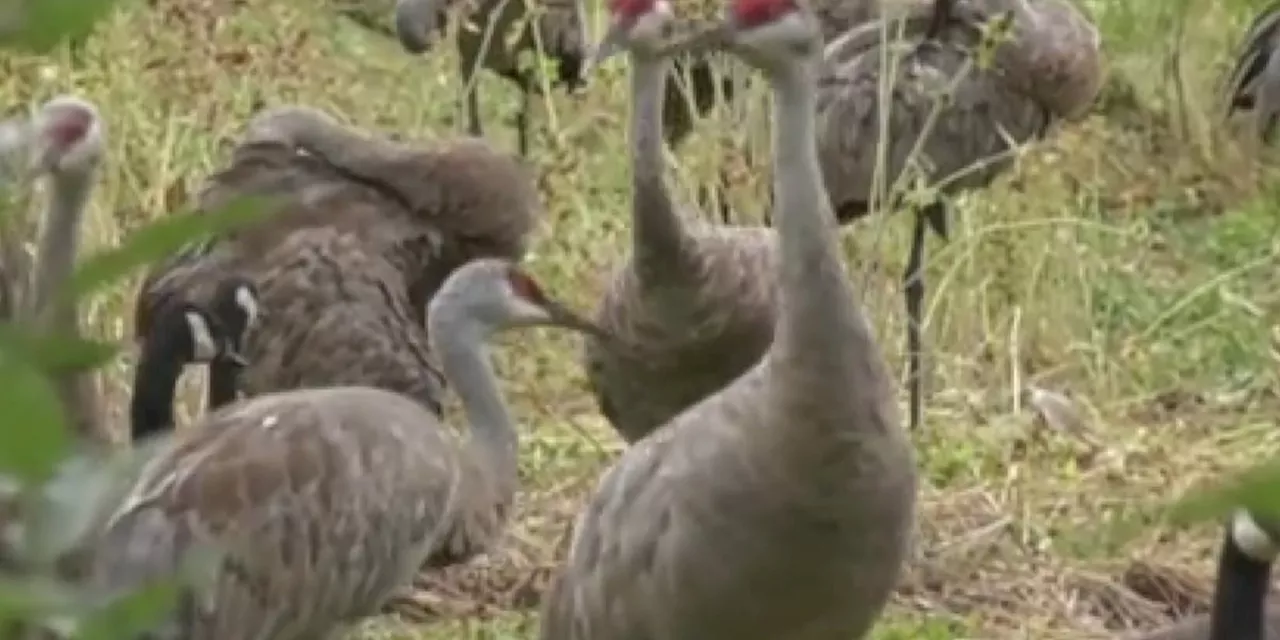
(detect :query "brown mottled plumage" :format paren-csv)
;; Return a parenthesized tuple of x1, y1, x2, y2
(394, 0, 589, 155)
(1130, 510, 1280, 640)
(542, 2, 916, 637)
(133, 106, 540, 419)
(1224, 1, 1280, 142)
(814, 0, 1102, 431)
(581, 0, 779, 444)
(91, 258, 607, 640)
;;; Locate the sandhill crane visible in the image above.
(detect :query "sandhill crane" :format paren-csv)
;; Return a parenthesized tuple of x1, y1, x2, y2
(0, 96, 109, 446)
(1132, 509, 1280, 639)
(393, 0, 588, 155)
(1224, 1, 1280, 142)
(541, 2, 917, 637)
(129, 278, 258, 442)
(799, 0, 1102, 430)
(579, 0, 780, 444)
(132, 106, 540, 421)
(87, 257, 612, 639)
(0, 97, 107, 576)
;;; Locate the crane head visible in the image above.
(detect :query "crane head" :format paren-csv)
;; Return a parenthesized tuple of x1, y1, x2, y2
(0, 95, 103, 188)
(30, 96, 104, 177)
(585, 0, 676, 72)
(427, 258, 617, 343)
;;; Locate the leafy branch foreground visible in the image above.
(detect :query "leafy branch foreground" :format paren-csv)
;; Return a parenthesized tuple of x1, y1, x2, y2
(0, 1, 1274, 638)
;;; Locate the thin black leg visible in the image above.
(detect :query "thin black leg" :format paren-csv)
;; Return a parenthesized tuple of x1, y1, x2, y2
(516, 88, 531, 157)
(206, 360, 241, 412)
(903, 204, 937, 431)
(465, 85, 484, 138)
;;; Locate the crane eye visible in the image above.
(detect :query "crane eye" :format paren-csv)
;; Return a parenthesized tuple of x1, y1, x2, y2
(505, 267, 547, 305)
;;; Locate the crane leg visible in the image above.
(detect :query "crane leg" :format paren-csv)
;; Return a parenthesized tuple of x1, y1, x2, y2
(515, 88, 531, 157)
(464, 85, 484, 139)
(903, 204, 935, 431)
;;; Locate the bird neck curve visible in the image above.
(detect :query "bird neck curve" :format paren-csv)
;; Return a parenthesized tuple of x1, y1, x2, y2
(629, 51, 693, 279)
(32, 165, 105, 445)
(768, 57, 860, 354)
(427, 304, 519, 501)
(129, 329, 186, 442)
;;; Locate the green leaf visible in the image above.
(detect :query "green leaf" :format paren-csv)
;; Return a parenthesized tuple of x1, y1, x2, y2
(1168, 458, 1280, 526)
(0, 573, 84, 622)
(74, 578, 181, 640)
(0, 353, 67, 481)
(0, 324, 118, 374)
(0, 0, 121, 54)
(66, 195, 271, 302)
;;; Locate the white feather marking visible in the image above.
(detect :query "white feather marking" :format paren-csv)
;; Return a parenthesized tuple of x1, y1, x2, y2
(260, 414, 280, 430)
(1231, 509, 1279, 561)
(234, 284, 260, 328)
(185, 311, 218, 362)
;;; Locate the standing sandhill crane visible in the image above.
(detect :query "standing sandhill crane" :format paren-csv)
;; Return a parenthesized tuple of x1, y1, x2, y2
(87, 257, 612, 639)
(394, 0, 588, 155)
(579, 0, 780, 444)
(1131, 509, 1280, 639)
(541, 2, 917, 637)
(132, 105, 540, 419)
(1224, 1, 1280, 142)
(809, 0, 1102, 430)
(129, 279, 258, 443)
(0, 96, 107, 576)
(0, 96, 109, 446)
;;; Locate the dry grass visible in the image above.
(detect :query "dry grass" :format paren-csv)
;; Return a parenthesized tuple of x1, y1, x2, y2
(3, 0, 1280, 637)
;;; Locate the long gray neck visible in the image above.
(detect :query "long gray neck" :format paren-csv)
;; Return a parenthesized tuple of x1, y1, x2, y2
(629, 52, 694, 280)
(427, 307, 519, 503)
(30, 169, 91, 332)
(768, 59, 880, 379)
(31, 167, 104, 445)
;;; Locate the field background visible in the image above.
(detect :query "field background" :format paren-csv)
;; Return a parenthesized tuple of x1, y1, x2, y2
(3, 0, 1280, 637)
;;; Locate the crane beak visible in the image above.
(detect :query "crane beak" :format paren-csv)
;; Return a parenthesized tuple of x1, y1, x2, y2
(537, 298, 635, 355)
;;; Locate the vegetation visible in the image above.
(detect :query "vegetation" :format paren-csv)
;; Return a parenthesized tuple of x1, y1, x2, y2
(0, 0, 1278, 637)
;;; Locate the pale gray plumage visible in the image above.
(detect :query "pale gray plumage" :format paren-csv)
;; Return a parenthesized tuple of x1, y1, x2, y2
(542, 3, 917, 638)
(581, 0, 779, 444)
(813, 0, 1102, 431)
(1130, 509, 1280, 640)
(0, 97, 107, 444)
(1225, 1, 1280, 142)
(132, 106, 540, 427)
(394, 0, 589, 155)
(90, 258, 606, 639)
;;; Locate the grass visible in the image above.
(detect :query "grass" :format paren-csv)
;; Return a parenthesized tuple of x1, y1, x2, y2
(4, 0, 1280, 637)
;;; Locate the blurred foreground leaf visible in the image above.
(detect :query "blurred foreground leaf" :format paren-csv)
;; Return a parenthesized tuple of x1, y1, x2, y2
(0, 0, 121, 53)
(67, 196, 271, 302)
(23, 436, 172, 568)
(0, 325, 118, 374)
(1169, 458, 1280, 526)
(0, 573, 84, 629)
(0, 354, 67, 481)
